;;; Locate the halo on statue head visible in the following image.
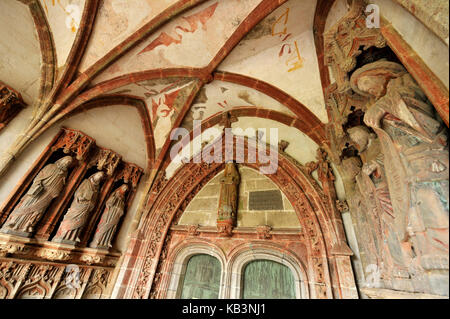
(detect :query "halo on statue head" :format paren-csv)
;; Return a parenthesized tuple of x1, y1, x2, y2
(350, 60, 406, 97)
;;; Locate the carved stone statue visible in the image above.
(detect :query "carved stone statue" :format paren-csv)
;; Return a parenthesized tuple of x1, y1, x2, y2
(350, 61, 449, 294)
(217, 162, 240, 236)
(0, 156, 74, 237)
(52, 172, 105, 244)
(89, 184, 129, 249)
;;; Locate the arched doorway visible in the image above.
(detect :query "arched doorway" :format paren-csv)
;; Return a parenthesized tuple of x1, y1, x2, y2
(114, 136, 357, 299)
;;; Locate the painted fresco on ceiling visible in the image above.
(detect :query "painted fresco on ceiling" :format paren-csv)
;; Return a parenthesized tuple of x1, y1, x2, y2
(79, 0, 179, 72)
(181, 80, 296, 131)
(138, 2, 219, 55)
(40, 0, 85, 67)
(111, 79, 198, 154)
(218, 0, 329, 123)
(91, 0, 262, 85)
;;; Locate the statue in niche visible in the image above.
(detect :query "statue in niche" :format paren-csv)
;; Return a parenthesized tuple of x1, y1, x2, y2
(89, 184, 129, 249)
(217, 162, 240, 236)
(350, 61, 449, 291)
(53, 172, 105, 244)
(1, 156, 74, 237)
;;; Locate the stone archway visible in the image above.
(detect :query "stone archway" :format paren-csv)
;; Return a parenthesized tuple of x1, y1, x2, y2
(113, 135, 357, 299)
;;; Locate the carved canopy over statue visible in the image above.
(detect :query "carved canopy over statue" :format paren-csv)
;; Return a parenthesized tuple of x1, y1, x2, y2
(90, 184, 129, 249)
(0, 156, 74, 237)
(217, 162, 240, 236)
(53, 172, 105, 244)
(350, 61, 449, 284)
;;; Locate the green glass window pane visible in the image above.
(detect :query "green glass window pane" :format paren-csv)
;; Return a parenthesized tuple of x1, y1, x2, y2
(180, 254, 221, 299)
(243, 260, 296, 299)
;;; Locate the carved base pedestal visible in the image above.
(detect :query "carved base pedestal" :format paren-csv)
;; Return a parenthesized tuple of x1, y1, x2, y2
(52, 238, 80, 246)
(88, 243, 110, 251)
(0, 229, 33, 239)
(217, 220, 234, 237)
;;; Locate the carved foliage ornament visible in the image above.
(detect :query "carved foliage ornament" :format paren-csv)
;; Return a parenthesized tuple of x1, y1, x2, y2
(256, 225, 272, 240)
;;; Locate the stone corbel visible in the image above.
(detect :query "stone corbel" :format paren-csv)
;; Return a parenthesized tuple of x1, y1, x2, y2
(217, 221, 233, 237)
(336, 200, 349, 213)
(187, 225, 200, 237)
(0, 81, 27, 132)
(330, 242, 354, 256)
(256, 225, 273, 240)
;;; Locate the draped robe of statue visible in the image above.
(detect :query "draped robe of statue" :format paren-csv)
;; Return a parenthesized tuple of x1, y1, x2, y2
(53, 172, 104, 244)
(90, 185, 128, 249)
(0, 156, 73, 236)
(349, 126, 410, 280)
(217, 162, 240, 236)
(351, 61, 449, 292)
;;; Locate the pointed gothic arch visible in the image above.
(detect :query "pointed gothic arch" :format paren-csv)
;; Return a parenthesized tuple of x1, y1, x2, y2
(113, 134, 357, 299)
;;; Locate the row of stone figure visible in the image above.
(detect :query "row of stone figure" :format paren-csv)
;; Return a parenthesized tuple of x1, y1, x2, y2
(0, 156, 128, 249)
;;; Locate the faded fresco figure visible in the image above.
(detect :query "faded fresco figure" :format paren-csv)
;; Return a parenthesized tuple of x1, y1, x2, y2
(53, 171, 105, 244)
(90, 184, 128, 249)
(0, 156, 74, 236)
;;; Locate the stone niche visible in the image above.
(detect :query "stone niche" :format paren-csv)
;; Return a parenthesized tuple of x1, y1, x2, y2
(0, 127, 143, 299)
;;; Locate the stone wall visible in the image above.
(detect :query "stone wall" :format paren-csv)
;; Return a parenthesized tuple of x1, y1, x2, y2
(178, 166, 300, 229)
